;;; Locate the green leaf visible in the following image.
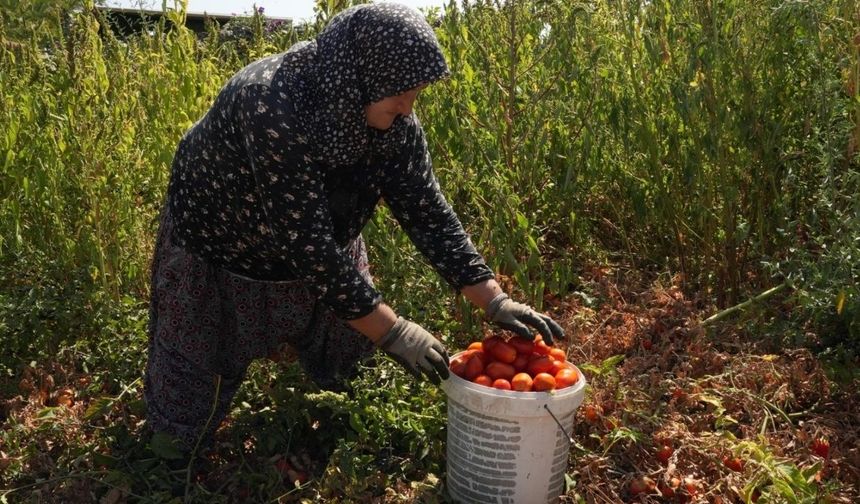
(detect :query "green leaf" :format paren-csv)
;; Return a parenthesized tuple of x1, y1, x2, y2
(150, 432, 185, 460)
(92, 452, 119, 468)
(84, 396, 113, 420)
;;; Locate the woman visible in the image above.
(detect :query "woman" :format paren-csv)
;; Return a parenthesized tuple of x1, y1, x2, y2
(145, 2, 564, 451)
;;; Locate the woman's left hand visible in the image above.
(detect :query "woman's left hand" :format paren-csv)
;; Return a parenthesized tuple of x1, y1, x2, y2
(486, 293, 565, 345)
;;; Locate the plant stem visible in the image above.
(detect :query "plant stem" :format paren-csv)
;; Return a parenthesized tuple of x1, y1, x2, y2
(185, 373, 221, 501)
(702, 281, 791, 327)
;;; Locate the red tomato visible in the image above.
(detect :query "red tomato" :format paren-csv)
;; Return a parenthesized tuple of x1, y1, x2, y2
(549, 348, 566, 361)
(511, 373, 533, 392)
(549, 359, 565, 375)
(485, 361, 516, 381)
(683, 477, 701, 497)
(554, 368, 579, 388)
(559, 361, 577, 371)
(629, 476, 656, 496)
(656, 444, 673, 464)
(472, 350, 491, 366)
(489, 341, 517, 364)
(811, 437, 830, 458)
(464, 354, 484, 380)
(482, 336, 500, 353)
(492, 379, 512, 390)
(512, 354, 529, 372)
(533, 373, 556, 392)
(449, 351, 473, 377)
(534, 340, 553, 355)
(473, 374, 493, 387)
(583, 404, 600, 423)
(509, 336, 535, 354)
(450, 358, 467, 378)
(527, 355, 554, 375)
(658, 480, 675, 498)
(467, 341, 483, 351)
(723, 456, 745, 472)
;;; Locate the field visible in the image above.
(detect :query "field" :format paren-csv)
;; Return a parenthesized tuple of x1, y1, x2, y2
(1, 0, 859, 502)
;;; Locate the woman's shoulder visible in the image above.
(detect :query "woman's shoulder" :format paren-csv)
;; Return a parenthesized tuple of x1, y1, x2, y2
(225, 52, 290, 92)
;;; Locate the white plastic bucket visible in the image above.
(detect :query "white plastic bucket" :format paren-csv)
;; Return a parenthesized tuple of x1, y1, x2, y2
(442, 352, 587, 504)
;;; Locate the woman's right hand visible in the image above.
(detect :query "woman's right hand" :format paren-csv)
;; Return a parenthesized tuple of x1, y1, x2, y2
(377, 317, 450, 385)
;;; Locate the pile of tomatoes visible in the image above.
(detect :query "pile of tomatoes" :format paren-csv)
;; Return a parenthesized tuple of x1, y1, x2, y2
(449, 335, 579, 392)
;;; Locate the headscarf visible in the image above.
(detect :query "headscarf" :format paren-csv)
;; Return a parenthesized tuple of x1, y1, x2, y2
(283, 3, 450, 167)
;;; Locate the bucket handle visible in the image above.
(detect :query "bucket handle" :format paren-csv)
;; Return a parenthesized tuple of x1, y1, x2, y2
(544, 404, 575, 444)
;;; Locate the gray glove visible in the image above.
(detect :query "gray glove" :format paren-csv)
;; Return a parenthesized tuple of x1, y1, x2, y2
(377, 317, 450, 384)
(486, 293, 565, 345)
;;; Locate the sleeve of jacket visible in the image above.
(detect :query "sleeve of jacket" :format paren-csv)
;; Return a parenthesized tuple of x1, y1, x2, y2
(237, 84, 382, 320)
(381, 116, 495, 290)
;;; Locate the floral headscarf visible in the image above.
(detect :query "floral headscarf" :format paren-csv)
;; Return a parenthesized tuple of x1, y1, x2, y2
(284, 3, 449, 166)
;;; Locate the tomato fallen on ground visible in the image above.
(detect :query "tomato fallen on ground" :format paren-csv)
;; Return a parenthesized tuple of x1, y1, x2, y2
(656, 444, 674, 464)
(723, 455, 745, 472)
(811, 437, 830, 458)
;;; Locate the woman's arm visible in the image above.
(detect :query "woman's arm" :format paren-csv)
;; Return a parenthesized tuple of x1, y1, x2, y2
(347, 303, 398, 343)
(381, 117, 496, 291)
(460, 278, 504, 312)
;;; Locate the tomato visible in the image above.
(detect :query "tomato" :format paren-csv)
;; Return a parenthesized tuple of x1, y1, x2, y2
(467, 341, 483, 351)
(811, 437, 830, 458)
(492, 379, 512, 390)
(489, 341, 517, 364)
(464, 354, 484, 380)
(527, 355, 554, 375)
(485, 361, 516, 381)
(722, 455, 745, 472)
(532, 372, 556, 392)
(658, 478, 679, 498)
(482, 336, 500, 353)
(549, 359, 565, 375)
(473, 374, 493, 387)
(671, 388, 687, 402)
(554, 368, 579, 388)
(683, 477, 701, 497)
(534, 340, 553, 355)
(583, 404, 601, 423)
(512, 354, 529, 372)
(509, 336, 535, 354)
(549, 348, 566, 361)
(473, 350, 492, 366)
(656, 444, 673, 464)
(449, 356, 467, 378)
(628, 476, 656, 496)
(511, 373, 533, 392)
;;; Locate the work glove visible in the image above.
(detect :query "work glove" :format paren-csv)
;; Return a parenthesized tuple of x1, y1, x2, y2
(486, 293, 565, 345)
(377, 317, 450, 385)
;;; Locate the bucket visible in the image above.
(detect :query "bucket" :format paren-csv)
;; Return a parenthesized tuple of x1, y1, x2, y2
(442, 352, 587, 504)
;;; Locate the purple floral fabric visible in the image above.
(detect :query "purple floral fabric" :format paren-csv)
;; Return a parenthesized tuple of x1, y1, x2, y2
(144, 208, 375, 449)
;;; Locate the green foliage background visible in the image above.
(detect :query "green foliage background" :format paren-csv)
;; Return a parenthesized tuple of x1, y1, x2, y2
(0, 0, 858, 500)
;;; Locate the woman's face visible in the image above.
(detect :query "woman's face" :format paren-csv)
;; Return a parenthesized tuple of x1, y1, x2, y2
(365, 84, 427, 130)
